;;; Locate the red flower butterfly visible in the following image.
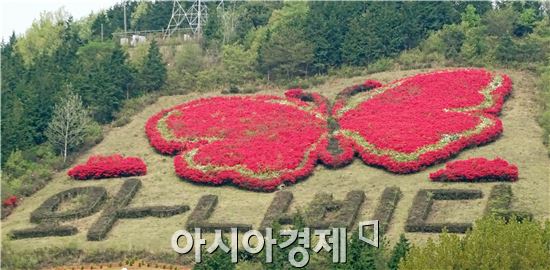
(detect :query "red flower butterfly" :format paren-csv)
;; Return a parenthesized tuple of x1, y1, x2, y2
(145, 69, 512, 191)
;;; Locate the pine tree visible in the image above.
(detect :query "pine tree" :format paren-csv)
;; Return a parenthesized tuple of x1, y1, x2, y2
(1, 33, 34, 163)
(495, 35, 517, 64)
(336, 230, 386, 270)
(259, 25, 314, 80)
(138, 40, 166, 93)
(305, 2, 367, 72)
(54, 17, 82, 76)
(193, 235, 235, 270)
(388, 234, 410, 270)
(202, 6, 223, 50)
(25, 54, 61, 144)
(109, 44, 134, 99)
(72, 42, 130, 123)
(342, 2, 459, 66)
(82, 63, 124, 123)
(461, 4, 481, 28)
(45, 89, 91, 163)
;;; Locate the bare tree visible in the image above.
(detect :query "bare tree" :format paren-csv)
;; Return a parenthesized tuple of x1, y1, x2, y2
(45, 90, 91, 163)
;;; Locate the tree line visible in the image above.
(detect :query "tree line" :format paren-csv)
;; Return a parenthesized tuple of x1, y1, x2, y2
(1, 14, 166, 164)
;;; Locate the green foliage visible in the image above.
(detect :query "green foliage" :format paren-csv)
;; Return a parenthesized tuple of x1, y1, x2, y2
(137, 40, 167, 93)
(388, 234, 410, 270)
(4, 150, 35, 179)
(75, 41, 115, 70)
(90, 1, 140, 40)
(460, 27, 489, 65)
(128, 41, 150, 69)
(14, 9, 68, 66)
(400, 3, 549, 68)
(131, 1, 174, 32)
(259, 211, 309, 270)
(203, 6, 224, 50)
(234, 2, 282, 42)
(515, 8, 538, 37)
(495, 35, 518, 64)
(193, 237, 235, 270)
(342, 2, 458, 66)
(221, 44, 258, 85)
(1, 74, 35, 163)
(1, 241, 52, 269)
(461, 4, 481, 28)
(258, 2, 313, 80)
(83, 120, 104, 148)
(1, 146, 60, 203)
(305, 1, 366, 72)
(73, 42, 135, 123)
(131, 1, 151, 28)
(45, 89, 91, 162)
(167, 42, 204, 92)
(483, 7, 518, 38)
(335, 230, 387, 270)
(399, 217, 550, 270)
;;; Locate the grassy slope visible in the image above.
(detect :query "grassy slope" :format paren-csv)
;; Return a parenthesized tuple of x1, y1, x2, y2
(2, 69, 549, 253)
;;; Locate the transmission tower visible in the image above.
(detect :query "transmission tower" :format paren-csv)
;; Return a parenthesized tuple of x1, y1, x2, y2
(164, 0, 226, 39)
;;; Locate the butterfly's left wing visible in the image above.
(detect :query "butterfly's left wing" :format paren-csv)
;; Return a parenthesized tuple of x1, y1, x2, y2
(331, 69, 512, 173)
(146, 93, 330, 191)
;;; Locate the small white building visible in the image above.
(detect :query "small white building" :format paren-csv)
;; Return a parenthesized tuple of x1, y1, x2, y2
(130, 35, 147, 47)
(120, 37, 129, 46)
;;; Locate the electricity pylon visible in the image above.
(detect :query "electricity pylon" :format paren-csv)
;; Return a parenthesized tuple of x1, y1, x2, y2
(164, 0, 226, 39)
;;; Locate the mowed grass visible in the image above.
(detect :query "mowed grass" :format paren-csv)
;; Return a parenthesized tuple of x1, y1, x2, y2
(2, 69, 549, 253)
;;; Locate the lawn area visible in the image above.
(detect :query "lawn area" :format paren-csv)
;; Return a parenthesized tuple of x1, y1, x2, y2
(2, 69, 549, 254)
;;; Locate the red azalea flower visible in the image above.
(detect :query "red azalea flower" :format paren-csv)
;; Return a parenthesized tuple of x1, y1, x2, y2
(146, 69, 512, 191)
(2, 195, 18, 207)
(68, 155, 147, 180)
(430, 157, 518, 182)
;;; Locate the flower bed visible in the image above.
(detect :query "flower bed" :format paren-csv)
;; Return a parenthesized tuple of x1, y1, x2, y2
(146, 68, 513, 191)
(429, 158, 518, 182)
(147, 95, 329, 191)
(3, 195, 18, 207)
(334, 68, 512, 173)
(68, 155, 147, 180)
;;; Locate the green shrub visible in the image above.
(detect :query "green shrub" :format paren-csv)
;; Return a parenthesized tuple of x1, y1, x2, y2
(193, 237, 235, 270)
(388, 234, 410, 270)
(83, 121, 104, 147)
(367, 58, 394, 74)
(440, 24, 465, 59)
(335, 230, 387, 270)
(1, 147, 59, 201)
(4, 150, 34, 178)
(399, 217, 550, 270)
(1, 241, 81, 270)
(22, 144, 61, 168)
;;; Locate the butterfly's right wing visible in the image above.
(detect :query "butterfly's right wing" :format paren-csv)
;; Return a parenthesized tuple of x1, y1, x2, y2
(332, 68, 512, 173)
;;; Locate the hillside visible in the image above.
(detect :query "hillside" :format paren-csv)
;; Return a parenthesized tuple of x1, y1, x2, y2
(2, 68, 549, 256)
